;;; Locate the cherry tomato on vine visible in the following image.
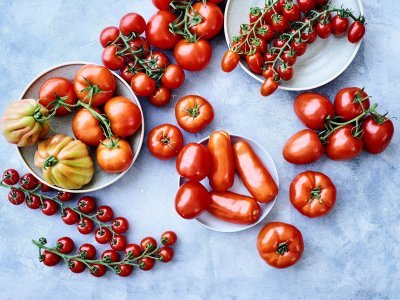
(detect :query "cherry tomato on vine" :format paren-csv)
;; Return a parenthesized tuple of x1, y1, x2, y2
(348, 21, 365, 43)
(256, 24, 275, 42)
(130, 72, 157, 97)
(294, 93, 335, 130)
(302, 26, 318, 43)
(120, 62, 137, 84)
(326, 125, 364, 160)
(161, 231, 177, 246)
(189, 2, 223, 40)
(249, 7, 263, 23)
(100, 26, 120, 48)
(175, 181, 211, 219)
(253, 38, 268, 54)
(161, 64, 185, 90)
(41, 250, 61, 267)
(79, 244, 97, 259)
(69, 260, 86, 273)
(40, 184, 52, 192)
(151, 0, 173, 11)
(119, 12, 146, 36)
(316, 19, 332, 39)
(149, 86, 172, 107)
(39, 77, 77, 116)
(42, 199, 58, 216)
(125, 244, 142, 258)
(271, 14, 290, 34)
(110, 235, 127, 251)
(56, 191, 72, 202)
(264, 52, 278, 63)
(273, 36, 288, 49)
(332, 15, 349, 36)
(158, 247, 174, 263)
(278, 64, 294, 81)
(72, 108, 104, 147)
(95, 228, 113, 244)
(118, 264, 134, 277)
(56, 237, 75, 254)
(262, 65, 276, 79)
(78, 196, 96, 213)
(176, 143, 211, 181)
(246, 52, 264, 75)
(146, 11, 181, 50)
(141, 237, 157, 252)
(291, 39, 307, 56)
(145, 51, 170, 69)
(102, 45, 126, 70)
(147, 124, 184, 160)
(8, 189, 25, 205)
(61, 208, 80, 225)
(290, 171, 336, 218)
(2, 169, 19, 185)
(283, 129, 325, 164)
(174, 39, 212, 72)
(334, 87, 370, 121)
(175, 95, 214, 133)
(297, 0, 316, 12)
(282, 2, 301, 23)
(316, 0, 329, 7)
(282, 49, 297, 66)
(260, 77, 279, 96)
(20, 173, 38, 190)
(90, 264, 107, 277)
(78, 217, 95, 235)
(139, 257, 155, 271)
(26, 194, 41, 209)
(97, 139, 133, 173)
(96, 205, 114, 222)
(127, 37, 151, 59)
(112, 217, 129, 234)
(361, 116, 394, 154)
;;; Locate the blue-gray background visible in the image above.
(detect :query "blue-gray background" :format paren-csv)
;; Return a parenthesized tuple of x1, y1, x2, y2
(0, 1, 399, 299)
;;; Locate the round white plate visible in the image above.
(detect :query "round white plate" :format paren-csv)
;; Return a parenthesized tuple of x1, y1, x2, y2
(178, 134, 279, 233)
(224, 0, 364, 91)
(18, 62, 145, 193)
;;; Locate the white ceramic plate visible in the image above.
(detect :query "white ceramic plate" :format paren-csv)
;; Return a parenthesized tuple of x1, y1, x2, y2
(224, 0, 364, 91)
(178, 134, 279, 233)
(18, 62, 144, 193)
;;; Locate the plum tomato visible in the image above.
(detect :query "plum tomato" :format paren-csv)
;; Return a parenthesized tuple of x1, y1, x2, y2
(189, 2, 224, 40)
(147, 124, 184, 160)
(146, 11, 181, 50)
(174, 39, 212, 72)
(72, 108, 104, 147)
(119, 12, 146, 35)
(260, 77, 279, 97)
(96, 139, 133, 173)
(332, 15, 349, 36)
(325, 125, 363, 160)
(361, 116, 394, 154)
(175, 181, 211, 219)
(246, 52, 264, 75)
(283, 129, 324, 164)
(334, 87, 370, 121)
(176, 143, 211, 181)
(348, 21, 365, 43)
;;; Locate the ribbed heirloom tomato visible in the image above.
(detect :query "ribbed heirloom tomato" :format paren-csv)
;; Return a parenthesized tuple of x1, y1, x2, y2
(189, 2, 224, 40)
(147, 124, 184, 160)
(72, 108, 104, 147)
(174, 39, 212, 72)
(176, 143, 211, 181)
(146, 11, 181, 50)
(283, 129, 324, 164)
(175, 181, 211, 219)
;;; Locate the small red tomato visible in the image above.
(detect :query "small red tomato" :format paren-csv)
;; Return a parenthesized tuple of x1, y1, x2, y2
(127, 37, 151, 59)
(40, 184, 52, 192)
(56, 237, 75, 254)
(316, 0, 329, 7)
(20, 173, 38, 190)
(246, 52, 264, 75)
(264, 52, 278, 63)
(260, 77, 279, 97)
(26, 194, 41, 209)
(282, 49, 297, 66)
(61, 208, 80, 225)
(120, 62, 136, 84)
(41, 250, 61, 267)
(253, 37, 268, 54)
(161, 231, 177, 246)
(139, 257, 155, 271)
(146, 10, 181, 50)
(361, 116, 394, 154)
(302, 26, 318, 43)
(175, 181, 211, 219)
(278, 64, 294, 81)
(78, 196, 96, 214)
(316, 20, 332, 39)
(8, 189, 25, 205)
(176, 143, 211, 181)
(2, 169, 19, 185)
(100, 26, 120, 48)
(119, 12, 146, 35)
(273, 36, 288, 49)
(77, 217, 95, 235)
(95, 228, 113, 244)
(101, 249, 120, 262)
(334, 87, 370, 121)
(79, 244, 97, 259)
(271, 14, 289, 34)
(110, 235, 127, 251)
(145, 51, 170, 70)
(256, 24, 275, 42)
(96, 205, 114, 222)
(298, 0, 316, 12)
(325, 125, 364, 160)
(149, 86, 172, 107)
(161, 64, 185, 90)
(332, 15, 349, 36)
(125, 244, 142, 258)
(68, 260, 86, 273)
(112, 217, 129, 234)
(131, 72, 156, 97)
(348, 21, 365, 43)
(158, 247, 174, 263)
(141, 237, 157, 252)
(42, 199, 58, 216)
(282, 2, 301, 23)
(90, 264, 107, 277)
(262, 65, 276, 79)
(118, 264, 134, 277)
(291, 39, 307, 56)
(56, 191, 72, 202)
(102, 45, 126, 70)
(283, 129, 325, 164)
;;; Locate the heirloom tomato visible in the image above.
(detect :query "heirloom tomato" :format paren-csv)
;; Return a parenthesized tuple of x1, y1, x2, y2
(72, 108, 104, 147)
(146, 11, 181, 50)
(325, 125, 363, 160)
(283, 129, 324, 164)
(334, 87, 370, 121)
(96, 138, 133, 173)
(147, 124, 184, 160)
(174, 39, 212, 72)
(189, 2, 224, 40)
(175, 181, 211, 219)
(361, 116, 394, 154)
(176, 143, 211, 181)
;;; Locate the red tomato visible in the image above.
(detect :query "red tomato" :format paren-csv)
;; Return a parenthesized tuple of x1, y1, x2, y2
(119, 13, 146, 35)
(110, 235, 127, 251)
(161, 64, 185, 90)
(145, 51, 170, 69)
(130, 72, 156, 97)
(90, 264, 107, 277)
(139, 257, 155, 271)
(208, 131, 235, 192)
(291, 39, 307, 56)
(125, 244, 142, 258)
(26, 194, 41, 209)
(118, 264, 134, 277)
(96, 138, 133, 173)
(72, 108, 104, 147)
(189, 2, 223, 40)
(175, 95, 214, 133)
(104, 96, 142, 138)
(161, 231, 177, 246)
(2, 169, 19, 185)
(302, 26, 318, 43)
(100, 26, 120, 48)
(41, 250, 61, 267)
(271, 14, 289, 34)
(120, 62, 137, 84)
(42, 199, 58, 216)
(332, 15, 349, 36)
(282, 2, 301, 22)
(253, 38, 268, 54)
(102, 45, 126, 70)
(282, 49, 297, 66)
(95, 228, 113, 244)
(334, 87, 370, 121)
(61, 208, 79, 225)
(176, 143, 211, 181)
(8, 189, 24, 205)
(20, 173, 38, 190)
(208, 191, 261, 225)
(78, 196, 96, 213)
(278, 64, 294, 81)
(297, 0, 316, 12)
(249, 7, 263, 23)
(174, 39, 212, 72)
(77, 217, 95, 234)
(290, 171, 336, 218)
(233, 140, 278, 203)
(112, 217, 129, 234)
(146, 11, 181, 50)
(96, 206, 114, 222)
(158, 247, 174, 263)
(149, 86, 172, 107)
(246, 52, 264, 75)
(260, 77, 279, 97)
(74, 64, 116, 107)
(127, 37, 151, 59)
(257, 222, 304, 269)
(348, 21, 365, 43)
(78, 244, 97, 259)
(175, 181, 211, 219)
(152, 0, 173, 10)
(56, 237, 74, 254)
(262, 65, 276, 79)
(316, 20, 332, 39)
(316, 0, 329, 7)
(69, 260, 86, 273)
(294, 93, 335, 130)
(361, 116, 394, 154)
(326, 125, 364, 160)
(283, 129, 324, 164)
(147, 124, 184, 160)
(101, 249, 120, 262)
(256, 24, 275, 42)
(141, 237, 157, 251)
(56, 191, 72, 202)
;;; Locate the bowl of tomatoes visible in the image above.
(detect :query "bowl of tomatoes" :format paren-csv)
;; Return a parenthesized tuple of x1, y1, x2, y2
(16, 62, 144, 193)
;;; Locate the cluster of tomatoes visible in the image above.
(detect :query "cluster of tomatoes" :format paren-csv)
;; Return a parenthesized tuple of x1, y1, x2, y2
(174, 131, 278, 225)
(283, 87, 394, 164)
(35, 230, 176, 277)
(221, 0, 366, 96)
(99, 0, 224, 106)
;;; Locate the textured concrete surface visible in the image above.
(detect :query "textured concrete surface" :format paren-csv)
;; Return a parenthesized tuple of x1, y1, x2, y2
(0, 1, 399, 299)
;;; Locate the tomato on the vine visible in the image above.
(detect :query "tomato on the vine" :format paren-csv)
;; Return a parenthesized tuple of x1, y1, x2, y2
(130, 72, 157, 97)
(147, 124, 184, 160)
(176, 143, 211, 181)
(26, 194, 41, 209)
(125, 244, 142, 258)
(174, 39, 212, 72)
(72, 108, 104, 147)
(110, 235, 127, 251)
(119, 12, 146, 36)
(146, 11, 181, 50)
(42, 199, 58, 216)
(96, 205, 114, 222)
(8, 189, 25, 205)
(20, 173, 38, 190)
(161, 64, 185, 90)
(2, 169, 19, 185)
(256, 24, 275, 42)
(278, 64, 294, 81)
(56, 237, 75, 254)
(332, 15, 349, 36)
(120, 62, 137, 84)
(316, 19, 332, 39)
(96, 139, 133, 173)
(297, 0, 316, 12)
(100, 26, 120, 48)
(141, 237, 157, 252)
(282, 49, 297, 66)
(41, 250, 61, 267)
(283, 129, 324, 164)
(271, 14, 289, 34)
(291, 39, 307, 56)
(78, 196, 96, 213)
(262, 65, 276, 79)
(95, 228, 113, 244)
(139, 257, 155, 271)
(325, 125, 364, 160)
(61, 208, 80, 225)
(361, 116, 394, 154)
(161, 231, 177, 246)
(189, 2, 223, 40)
(112, 217, 129, 234)
(145, 51, 170, 69)
(77, 217, 95, 235)
(282, 2, 301, 23)
(69, 260, 86, 273)
(348, 20, 365, 43)
(158, 247, 174, 263)
(102, 45, 126, 70)
(149, 86, 172, 107)
(118, 264, 134, 277)
(56, 191, 72, 202)
(90, 264, 107, 277)
(246, 52, 264, 75)
(127, 37, 150, 59)
(175, 181, 211, 219)
(301, 26, 317, 43)
(79, 244, 97, 259)
(334, 87, 370, 121)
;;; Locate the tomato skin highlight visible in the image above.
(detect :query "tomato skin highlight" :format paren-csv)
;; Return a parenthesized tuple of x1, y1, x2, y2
(325, 125, 363, 160)
(176, 143, 211, 181)
(208, 131, 235, 192)
(174, 39, 212, 72)
(175, 181, 211, 219)
(233, 140, 278, 203)
(290, 171, 336, 218)
(283, 129, 324, 164)
(221, 50, 240, 73)
(208, 191, 261, 225)
(348, 21, 365, 43)
(361, 116, 394, 154)
(147, 124, 184, 160)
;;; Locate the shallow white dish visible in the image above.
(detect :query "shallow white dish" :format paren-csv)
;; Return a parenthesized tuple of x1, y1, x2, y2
(224, 0, 364, 91)
(178, 134, 279, 233)
(18, 62, 144, 193)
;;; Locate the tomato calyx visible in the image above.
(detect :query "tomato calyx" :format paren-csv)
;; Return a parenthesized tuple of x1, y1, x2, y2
(308, 186, 322, 204)
(43, 155, 58, 170)
(184, 102, 201, 118)
(275, 241, 289, 255)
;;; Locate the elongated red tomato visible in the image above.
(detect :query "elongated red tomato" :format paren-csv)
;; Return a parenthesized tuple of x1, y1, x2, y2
(221, 50, 240, 73)
(176, 143, 211, 181)
(233, 140, 278, 203)
(208, 131, 235, 192)
(208, 191, 261, 225)
(283, 129, 324, 164)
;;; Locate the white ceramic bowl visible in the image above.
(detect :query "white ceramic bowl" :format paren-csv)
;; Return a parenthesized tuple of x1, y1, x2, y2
(224, 0, 364, 91)
(18, 62, 144, 193)
(178, 134, 279, 233)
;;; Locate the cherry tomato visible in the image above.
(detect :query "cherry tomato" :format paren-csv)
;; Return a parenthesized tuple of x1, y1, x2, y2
(256, 24, 275, 42)
(38, 77, 77, 116)
(282, 2, 301, 22)
(291, 39, 307, 56)
(26, 194, 41, 209)
(326, 125, 364, 160)
(334, 87, 370, 121)
(77, 217, 95, 234)
(68, 260, 86, 273)
(302, 26, 318, 43)
(72, 108, 104, 147)
(175, 95, 214, 133)
(8, 189, 25, 205)
(161, 64, 185, 90)
(161, 231, 177, 246)
(104, 96, 142, 138)
(147, 124, 184, 160)
(139, 257, 155, 271)
(102, 45, 126, 70)
(283, 129, 324, 164)
(125, 244, 142, 258)
(282, 49, 297, 66)
(61, 208, 80, 225)
(260, 77, 279, 97)
(158, 247, 174, 263)
(152, 0, 173, 10)
(41, 250, 61, 267)
(118, 264, 134, 277)
(189, 2, 223, 40)
(56, 191, 72, 202)
(174, 39, 212, 72)
(110, 235, 127, 251)
(263, 7, 275, 25)
(96, 205, 114, 222)
(257, 222, 304, 269)
(145, 51, 170, 69)
(297, 0, 316, 12)
(208, 131, 235, 192)
(253, 38, 268, 54)
(316, 19, 332, 39)
(264, 52, 278, 63)
(316, 0, 329, 7)
(176, 143, 211, 181)
(246, 52, 264, 75)
(42, 199, 58, 216)
(78, 196, 96, 213)
(361, 116, 394, 154)
(90, 264, 107, 277)
(79, 244, 97, 259)
(249, 7, 262, 23)
(149, 86, 172, 107)
(146, 11, 181, 50)
(100, 26, 120, 48)
(112, 217, 129, 234)
(127, 37, 151, 59)
(130, 72, 157, 97)
(119, 12, 146, 35)
(20, 173, 38, 190)
(40, 184, 52, 192)
(120, 62, 137, 84)
(101, 250, 120, 263)
(95, 228, 113, 244)
(233, 140, 278, 203)
(56, 237, 75, 254)
(74, 64, 116, 107)
(2, 169, 19, 185)
(141, 237, 157, 251)
(348, 21, 365, 43)
(262, 65, 277, 79)
(290, 171, 336, 218)
(96, 138, 133, 173)
(278, 64, 294, 81)
(208, 191, 261, 225)
(294, 93, 335, 130)
(332, 15, 349, 36)
(175, 181, 211, 219)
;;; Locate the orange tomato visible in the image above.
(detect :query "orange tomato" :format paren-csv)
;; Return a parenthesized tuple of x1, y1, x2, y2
(96, 139, 133, 173)
(72, 108, 104, 147)
(147, 124, 184, 160)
